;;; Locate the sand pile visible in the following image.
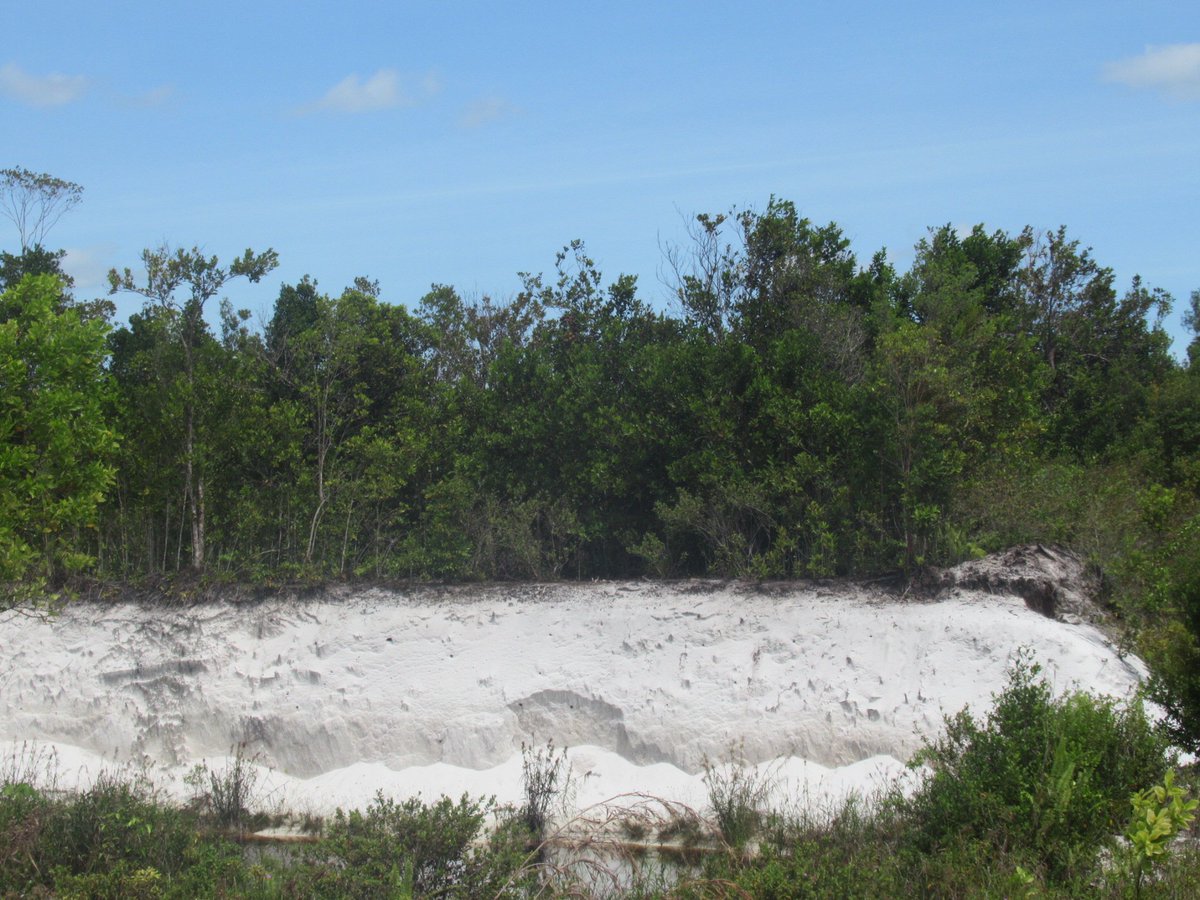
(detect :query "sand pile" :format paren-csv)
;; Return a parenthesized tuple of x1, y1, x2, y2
(0, 548, 1145, 814)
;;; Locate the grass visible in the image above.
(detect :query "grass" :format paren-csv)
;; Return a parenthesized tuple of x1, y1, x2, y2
(701, 743, 774, 851)
(185, 743, 266, 833)
(1, 763, 1197, 897)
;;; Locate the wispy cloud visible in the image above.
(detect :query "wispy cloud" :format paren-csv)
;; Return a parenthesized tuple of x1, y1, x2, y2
(126, 84, 175, 108)
(1104, 43, 1200, 101)
(301, 68, 441, 114)
(460, 94, 520, 128)
(0, 61, 88, 107)
(63, 244, 118, 294)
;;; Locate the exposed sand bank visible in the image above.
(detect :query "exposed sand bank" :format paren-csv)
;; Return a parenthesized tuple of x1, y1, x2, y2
(0, 547, 1144, 815)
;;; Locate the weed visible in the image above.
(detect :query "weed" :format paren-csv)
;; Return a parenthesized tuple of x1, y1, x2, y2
(702, 744, 773, 850)
(184, 742, 261, 831)
(520, 738, 571, 840)
(620, 817, 649, 842)
(0, 740, 60, 793)
(656, 807, 706, 850)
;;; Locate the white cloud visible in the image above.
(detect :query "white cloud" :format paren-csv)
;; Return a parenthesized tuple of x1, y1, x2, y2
(63, 244, 118, 295)
(1104, 43, 1200, 101)
(303, 68, 440, 114)
(419, 71, 443, 97)
(460, 94, 520, 128)
(128, 84, 175, 108)
(0, 62, 88, 107)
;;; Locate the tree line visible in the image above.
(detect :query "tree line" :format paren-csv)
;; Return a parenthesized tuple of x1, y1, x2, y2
(1, 177, 1195, 584)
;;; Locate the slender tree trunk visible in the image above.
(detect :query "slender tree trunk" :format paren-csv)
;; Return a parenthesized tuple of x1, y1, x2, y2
(181, 323, 206, 571)
(305, 443, 328, 565)
(340, 499, 354, 576)
(192, 475, 205, 570)
(176, 492, 186, 571)
(184, 399, 206, 571)
(305, 390, 331, 565)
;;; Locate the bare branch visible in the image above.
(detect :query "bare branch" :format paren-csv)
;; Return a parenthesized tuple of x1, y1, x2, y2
(0, 167, 83, 250)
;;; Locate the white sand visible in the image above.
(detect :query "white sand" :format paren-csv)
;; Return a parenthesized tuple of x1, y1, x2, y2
(0, 566, 1145, 816)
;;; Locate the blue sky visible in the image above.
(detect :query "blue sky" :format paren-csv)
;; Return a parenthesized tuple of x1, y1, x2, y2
(4, 1, 1198, 352)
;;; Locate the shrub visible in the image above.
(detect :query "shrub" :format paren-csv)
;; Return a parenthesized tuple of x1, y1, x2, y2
(0, 772, 255, 897)
(1142, 514, 1200, 753)
(1121, 769, 1198, 897)
(0, 781, 53, 892)
(682, 791, 913, 899)
(296, 791, 526, 898)
(906, 652, 1172, 882)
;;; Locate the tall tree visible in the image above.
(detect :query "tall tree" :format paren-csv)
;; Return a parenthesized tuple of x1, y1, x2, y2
(0, 167, 83, 252)
(1017, 228, 1173, 456)
(418, 284, 544, 389)
(108, 245, 278, 570)
(0, 275, 115, 609)
(0, 168, 112, 322)
(1185, 290, 1200, 369)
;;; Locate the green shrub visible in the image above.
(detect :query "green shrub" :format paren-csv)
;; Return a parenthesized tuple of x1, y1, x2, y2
(295, 791, 527, 898)
(36, 774, 199, 880)
(1121, 769, 1198, 897)
(0, 781, 53, 892)
(166, 840, 279, 900)
(52, 862, 166, 899)
(682, 792, 911, 899)
(906, 653, 1171, 882)
(1142, 514, 1200, 753)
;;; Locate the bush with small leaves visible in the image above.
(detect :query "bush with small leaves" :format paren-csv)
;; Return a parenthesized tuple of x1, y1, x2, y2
(907, 652, 1172, 883)
(296, 791, 527, 898)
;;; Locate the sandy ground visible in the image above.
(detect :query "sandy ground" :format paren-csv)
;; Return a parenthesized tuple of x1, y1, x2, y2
(0, 556, 1146, 816)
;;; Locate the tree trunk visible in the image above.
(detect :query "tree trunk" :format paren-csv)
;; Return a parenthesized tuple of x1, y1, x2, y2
(184, 390, 205, 571)
(192, 475, 205, 571)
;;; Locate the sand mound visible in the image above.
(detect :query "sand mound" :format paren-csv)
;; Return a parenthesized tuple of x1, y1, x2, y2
(0, 550, 1143, 812)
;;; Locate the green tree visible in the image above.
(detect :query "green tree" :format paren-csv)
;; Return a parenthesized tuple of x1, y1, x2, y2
(1186, 289, 1200, 368)
(0, 275, 115, 609)
(0, 169, 112, 322)
(663, 210, 741, 341)
(0, 244, 73, 294)
(417, 283, 544, 389)
(108, 245, 278, 570)
(263, 279, 436, 575)
(1017, 227, 1173, 457)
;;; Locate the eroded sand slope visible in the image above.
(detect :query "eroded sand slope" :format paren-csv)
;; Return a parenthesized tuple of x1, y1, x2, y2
(0, 547, 1144, 812)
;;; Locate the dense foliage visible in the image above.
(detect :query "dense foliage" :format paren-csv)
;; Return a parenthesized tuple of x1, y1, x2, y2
(906, 656, 1171, 880)
(0, 274, 115, 609)
(76, 203, 1194, 585)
